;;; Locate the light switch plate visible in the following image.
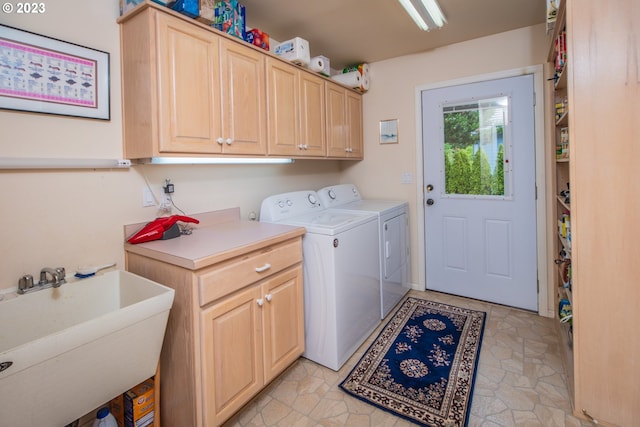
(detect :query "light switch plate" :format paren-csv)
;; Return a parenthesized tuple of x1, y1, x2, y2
(142, 188, 156, 207)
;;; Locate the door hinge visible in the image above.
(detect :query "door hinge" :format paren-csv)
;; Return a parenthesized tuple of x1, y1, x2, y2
(535, 184, 538, 200)
(533, 91, 536, 107)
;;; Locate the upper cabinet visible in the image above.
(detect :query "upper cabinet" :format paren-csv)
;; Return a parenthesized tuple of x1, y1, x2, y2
(266, 58, 327, 157)
(120, 6, 265, 158)
(118, 3, 362, 160)
(326, 83, 363, 159)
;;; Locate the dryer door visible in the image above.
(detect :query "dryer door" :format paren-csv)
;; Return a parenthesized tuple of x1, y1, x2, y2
(383, 213, 407, 280)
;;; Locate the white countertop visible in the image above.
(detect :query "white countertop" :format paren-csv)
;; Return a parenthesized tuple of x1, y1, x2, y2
(124, 208, 305, 270)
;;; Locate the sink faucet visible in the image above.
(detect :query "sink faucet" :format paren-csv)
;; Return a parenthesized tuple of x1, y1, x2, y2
(18, 267, 66, 294)
(39, 267, 66, 287)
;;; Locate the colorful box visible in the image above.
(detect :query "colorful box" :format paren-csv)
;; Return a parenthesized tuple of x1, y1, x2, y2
(213, 0, 246, 40)
(245, 28, 269, 51)
(170, 0, 199, 18)
(124, 378, 155, 427)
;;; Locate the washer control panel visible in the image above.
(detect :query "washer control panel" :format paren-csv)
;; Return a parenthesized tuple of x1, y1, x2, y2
(260, 191, 323, 222)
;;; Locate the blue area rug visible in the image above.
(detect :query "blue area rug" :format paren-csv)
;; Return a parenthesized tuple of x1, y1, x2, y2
(340, 297, 486, 427)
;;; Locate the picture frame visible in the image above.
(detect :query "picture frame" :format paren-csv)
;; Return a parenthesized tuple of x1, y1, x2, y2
(379, 119, 399, 144)
(0, 25, 110, 120)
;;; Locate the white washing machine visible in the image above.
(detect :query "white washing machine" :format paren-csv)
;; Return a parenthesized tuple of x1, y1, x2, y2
(260, 191, 381, 371)
(318, 184, 411, 319)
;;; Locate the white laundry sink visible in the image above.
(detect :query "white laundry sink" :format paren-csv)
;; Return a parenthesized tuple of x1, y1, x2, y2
(0, 270, 174, 427)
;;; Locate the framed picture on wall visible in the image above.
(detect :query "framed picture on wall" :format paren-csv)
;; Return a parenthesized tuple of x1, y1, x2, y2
(0, 25, 110, 120)
(379, 119, 399, 144)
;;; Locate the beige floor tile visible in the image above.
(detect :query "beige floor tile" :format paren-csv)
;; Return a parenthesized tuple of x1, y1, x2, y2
(223, 290, 592, 427)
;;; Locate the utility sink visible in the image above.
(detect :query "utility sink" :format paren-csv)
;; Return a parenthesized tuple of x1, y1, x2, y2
(0, 270, 174, 427)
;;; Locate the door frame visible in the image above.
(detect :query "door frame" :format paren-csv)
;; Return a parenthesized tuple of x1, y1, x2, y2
(413, 65, 553, 318)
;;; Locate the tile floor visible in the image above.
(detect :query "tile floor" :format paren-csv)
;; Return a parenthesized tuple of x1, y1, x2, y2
(223, 290, 592, 427)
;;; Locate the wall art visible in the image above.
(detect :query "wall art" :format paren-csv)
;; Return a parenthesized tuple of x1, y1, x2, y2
(0, 25, 110, 120)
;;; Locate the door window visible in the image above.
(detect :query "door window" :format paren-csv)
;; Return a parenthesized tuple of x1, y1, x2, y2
(442, 96, 512, 199)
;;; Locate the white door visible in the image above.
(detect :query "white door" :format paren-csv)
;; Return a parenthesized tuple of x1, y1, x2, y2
(422, 74, 537, 311)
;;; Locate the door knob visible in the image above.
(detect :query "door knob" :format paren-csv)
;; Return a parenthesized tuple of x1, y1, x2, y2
(426, 198, 435, 206)
(426, 184, 434, 192)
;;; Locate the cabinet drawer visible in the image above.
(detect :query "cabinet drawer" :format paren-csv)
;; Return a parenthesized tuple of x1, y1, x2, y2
(199, 238, 302, 306)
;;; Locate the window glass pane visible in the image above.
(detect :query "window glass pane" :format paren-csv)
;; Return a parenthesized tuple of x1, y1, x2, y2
(442, 96, 510, 197)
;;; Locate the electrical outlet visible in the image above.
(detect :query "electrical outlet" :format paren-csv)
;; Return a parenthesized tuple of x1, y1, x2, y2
(142, 188, 156, 207)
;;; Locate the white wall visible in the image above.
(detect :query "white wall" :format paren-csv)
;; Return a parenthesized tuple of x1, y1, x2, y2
(0, 1, 341, 290)
(0, 1, 548, 293)
(341, 23, 549, 289)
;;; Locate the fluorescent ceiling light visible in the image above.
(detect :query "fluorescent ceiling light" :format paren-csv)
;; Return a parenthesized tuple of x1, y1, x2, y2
(399, 0, 447, 31)
(140, 157, 295, 165)
(398, 0, 429, 30)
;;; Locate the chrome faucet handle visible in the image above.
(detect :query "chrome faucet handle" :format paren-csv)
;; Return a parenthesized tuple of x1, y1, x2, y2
(55, 267, 66, 283)
(18, 274, 34, 293)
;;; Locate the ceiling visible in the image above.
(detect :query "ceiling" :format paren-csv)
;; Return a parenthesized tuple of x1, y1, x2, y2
(239, 0, 546, 70)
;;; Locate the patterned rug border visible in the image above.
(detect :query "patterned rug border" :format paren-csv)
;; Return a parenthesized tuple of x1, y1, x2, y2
(339, 297, 486, 427)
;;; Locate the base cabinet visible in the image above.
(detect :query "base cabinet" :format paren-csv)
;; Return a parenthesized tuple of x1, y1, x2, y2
(201, 266, 303, 425)
(126, 233, 304, 427)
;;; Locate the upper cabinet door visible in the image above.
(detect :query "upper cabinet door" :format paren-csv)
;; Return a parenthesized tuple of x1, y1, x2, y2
(346, 90, 363, 159)
(219, 39, 267, 155)
(326, 83, 348, 157)
(299, 72, 327, 157)
(156, 13, 221, 153)
(326, 82, 363, 158)
(266, 58, 300, 156)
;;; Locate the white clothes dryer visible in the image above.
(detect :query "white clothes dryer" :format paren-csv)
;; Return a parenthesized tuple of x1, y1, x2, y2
(318, 184, 411, 319)
(260, 191, 380, 371)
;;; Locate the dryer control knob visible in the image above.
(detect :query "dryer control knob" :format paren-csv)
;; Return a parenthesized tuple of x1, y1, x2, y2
(328, 189, 336, 199)
(307, 193, 317, 205)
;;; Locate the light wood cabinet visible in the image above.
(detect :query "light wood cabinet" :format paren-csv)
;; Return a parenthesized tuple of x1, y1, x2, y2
(120, 5, 266, 158)
(125, 213, 305, 427)
(201, 266, 303, 425)
(326, 82, 363, 159)
(547, 0, 640, 425)
(219, 38, 267, 154)
(119, 2, 362, 161)
(266, 58, 326, 157)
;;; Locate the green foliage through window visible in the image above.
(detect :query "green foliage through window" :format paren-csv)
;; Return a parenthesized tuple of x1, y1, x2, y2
(443, 105, 506, 196)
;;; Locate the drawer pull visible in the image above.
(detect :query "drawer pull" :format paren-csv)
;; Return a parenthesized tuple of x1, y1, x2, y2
(255, 263, 271, 273)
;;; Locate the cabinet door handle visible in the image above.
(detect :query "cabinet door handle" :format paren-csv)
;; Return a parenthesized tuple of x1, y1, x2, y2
(225, 138, 233, 145)
(217, 137, 224, 145)
(265, 293, 272, 302)
(256, 298, 264, 307)
(255, 263, 271, 273)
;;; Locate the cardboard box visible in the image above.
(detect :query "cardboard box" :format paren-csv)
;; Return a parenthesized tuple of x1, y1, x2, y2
(110, 394, 125, 427)
(245, 28, 269, 51)
(198, 0, 217, 24)
(213, 0, 246, 40)
(124, 378, 155, 427)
